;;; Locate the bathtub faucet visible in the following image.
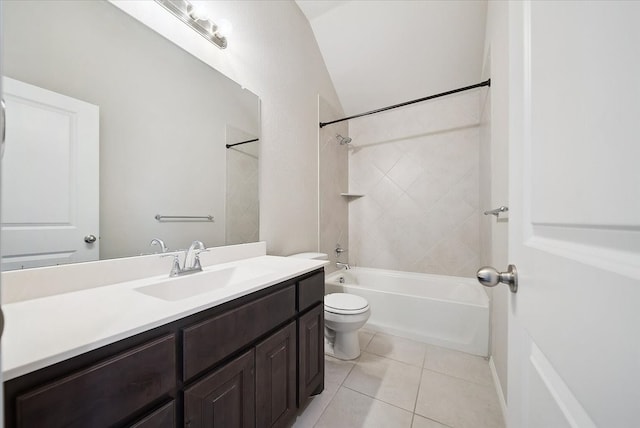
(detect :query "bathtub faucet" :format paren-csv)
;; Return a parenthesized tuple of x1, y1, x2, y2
(336, 262, 351, 270)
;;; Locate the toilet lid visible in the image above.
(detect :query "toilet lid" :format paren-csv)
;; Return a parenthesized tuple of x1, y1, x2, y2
(325, 293, 369, 314)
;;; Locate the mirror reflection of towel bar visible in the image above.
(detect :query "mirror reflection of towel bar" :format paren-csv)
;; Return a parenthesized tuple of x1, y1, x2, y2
(483, 206, 508, 217)
(155, 214, 214, 222)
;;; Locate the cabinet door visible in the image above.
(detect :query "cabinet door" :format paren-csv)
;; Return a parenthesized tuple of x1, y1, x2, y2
(297, 304, 324, 406)
(255, 321, 297, 428)
(184, 349, 255, 428)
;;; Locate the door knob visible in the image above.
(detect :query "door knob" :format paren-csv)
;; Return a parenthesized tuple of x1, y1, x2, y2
(476, 265, 518, 293)
(84, 234, 97, 244)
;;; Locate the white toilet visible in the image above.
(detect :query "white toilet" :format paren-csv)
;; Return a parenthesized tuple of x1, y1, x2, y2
(289, 252, 371, 360)
(323, 292, 370, 360)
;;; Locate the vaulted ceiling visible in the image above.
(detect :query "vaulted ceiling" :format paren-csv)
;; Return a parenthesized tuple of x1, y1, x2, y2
(296, 0, 488, 117)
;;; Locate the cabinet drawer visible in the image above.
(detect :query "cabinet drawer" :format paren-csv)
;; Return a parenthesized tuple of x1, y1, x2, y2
(129, 400, 175, 428)
(15, 334, 176, 428)
(183, 285, 295, 381)
(298, 271, 324, 312)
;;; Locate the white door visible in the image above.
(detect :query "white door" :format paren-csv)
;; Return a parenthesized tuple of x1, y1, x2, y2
(0, 18, 4, 418)
(1, 77, 99, 270)
(507, 1, 640, 427)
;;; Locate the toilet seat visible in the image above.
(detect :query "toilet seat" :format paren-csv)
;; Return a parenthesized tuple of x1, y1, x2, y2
(324, 293, 369, 315)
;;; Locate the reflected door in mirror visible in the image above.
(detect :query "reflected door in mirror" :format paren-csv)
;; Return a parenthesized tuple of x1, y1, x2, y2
(1, 77, 99, 270)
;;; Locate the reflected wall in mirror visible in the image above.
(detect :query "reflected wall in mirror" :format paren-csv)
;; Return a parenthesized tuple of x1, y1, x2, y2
(225, 126, 260, 246)
(1, 0, 260, 270)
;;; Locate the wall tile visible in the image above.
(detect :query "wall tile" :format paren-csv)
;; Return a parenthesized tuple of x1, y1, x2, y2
(349, 91, 480, 277)
(319, 97, 349, 273)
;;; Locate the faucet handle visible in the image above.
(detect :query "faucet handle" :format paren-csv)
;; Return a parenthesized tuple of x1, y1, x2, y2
(194, 248, 210, 266)
(161, 253, 182, 277)
(193, 253, 203, 270)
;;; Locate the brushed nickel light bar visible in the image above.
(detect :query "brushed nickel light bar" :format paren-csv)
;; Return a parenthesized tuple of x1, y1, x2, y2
(154, 0, 230, 49)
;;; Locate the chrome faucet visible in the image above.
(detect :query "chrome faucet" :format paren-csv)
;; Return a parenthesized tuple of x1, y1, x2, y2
(150, 238, 168, 253)
(185, 240, 206, 270)
(335, 244, 349, 270)
(335, 244, 347, 258)
(162, 240, 207, 277)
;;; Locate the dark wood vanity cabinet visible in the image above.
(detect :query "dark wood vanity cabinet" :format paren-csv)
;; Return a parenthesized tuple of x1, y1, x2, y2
(4, 268, 325, 428)
(296, 272, 325, 406)
(12, 334, 176, 428)
(130, 401, 176, 428)
(256, 321, 297, 428)
(182, 285, 296, 382)
(184, 349, 256, 428)
(298, 304, 324, 406)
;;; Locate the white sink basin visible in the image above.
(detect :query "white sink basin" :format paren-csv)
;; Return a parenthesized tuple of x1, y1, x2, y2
(135, 265, 275, 301)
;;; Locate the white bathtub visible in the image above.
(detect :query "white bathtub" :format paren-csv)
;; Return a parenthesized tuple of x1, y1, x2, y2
(325, 267, 489, 356)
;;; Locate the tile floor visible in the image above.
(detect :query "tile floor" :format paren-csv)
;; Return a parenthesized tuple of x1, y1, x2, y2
(291, 330, 504, 428)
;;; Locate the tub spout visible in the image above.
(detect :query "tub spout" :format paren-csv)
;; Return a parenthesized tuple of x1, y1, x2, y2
(336, 262, 351, 270)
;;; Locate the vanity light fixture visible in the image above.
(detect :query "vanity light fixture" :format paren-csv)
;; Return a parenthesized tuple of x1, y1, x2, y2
(154, 0, 229, 49)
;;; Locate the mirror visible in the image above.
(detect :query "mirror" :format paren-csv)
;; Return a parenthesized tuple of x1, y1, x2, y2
(1, 0, 260, 270)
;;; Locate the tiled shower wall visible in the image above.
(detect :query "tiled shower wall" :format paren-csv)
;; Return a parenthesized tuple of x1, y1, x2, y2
(319, 96, 349, 275)
(348, 91, 481, 277)
(226, 126, 260, 245)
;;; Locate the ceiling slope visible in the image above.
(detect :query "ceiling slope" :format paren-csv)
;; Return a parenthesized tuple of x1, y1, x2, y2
(296, 0, 487, 117)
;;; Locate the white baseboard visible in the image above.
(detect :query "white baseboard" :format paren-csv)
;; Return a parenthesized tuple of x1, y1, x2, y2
(489, 356, 508, 426)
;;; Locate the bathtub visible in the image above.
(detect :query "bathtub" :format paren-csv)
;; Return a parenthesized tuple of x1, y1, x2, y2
(325, 267, 489, 356)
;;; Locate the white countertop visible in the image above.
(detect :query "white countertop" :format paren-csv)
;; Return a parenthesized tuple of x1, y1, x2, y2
(2, 255, 327, 381)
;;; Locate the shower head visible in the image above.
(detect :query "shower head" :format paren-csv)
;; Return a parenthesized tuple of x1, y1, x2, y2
(336, 134, 352, 145)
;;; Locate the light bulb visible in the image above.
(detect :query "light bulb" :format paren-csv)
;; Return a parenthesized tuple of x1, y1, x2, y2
(187, 3, 207, 21)
(216, 19, 233, 38)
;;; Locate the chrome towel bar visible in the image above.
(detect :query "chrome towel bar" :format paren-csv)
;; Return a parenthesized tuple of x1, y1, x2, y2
(155, 214, 214, 222)
(483, 206, 508, 217)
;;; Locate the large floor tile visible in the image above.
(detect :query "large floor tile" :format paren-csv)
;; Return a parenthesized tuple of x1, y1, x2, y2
(343, 352, 422, 411)
(412, 414, 451, 428)
(291, 380, 340, 428)
(359, 329, 375, 351)
(365, 333, 426, 367)
(415, 369, 504, 428)
(325, 355, 357, 385)
(423, 344, 492, 386)
(315, 386, 413, 428)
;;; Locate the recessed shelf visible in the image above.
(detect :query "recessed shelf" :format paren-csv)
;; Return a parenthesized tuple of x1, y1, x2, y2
(340, 193, 365, 198)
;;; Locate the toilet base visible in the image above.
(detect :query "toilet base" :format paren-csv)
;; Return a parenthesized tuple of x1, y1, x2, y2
(324, 329, 361, 360)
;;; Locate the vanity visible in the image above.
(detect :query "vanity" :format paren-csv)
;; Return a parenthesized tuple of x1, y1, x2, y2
(2, 245, 326, 427)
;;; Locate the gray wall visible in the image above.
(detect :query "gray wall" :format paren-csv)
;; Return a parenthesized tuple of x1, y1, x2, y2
(3, 0, 259, 258)
(111, 1, 345, 257)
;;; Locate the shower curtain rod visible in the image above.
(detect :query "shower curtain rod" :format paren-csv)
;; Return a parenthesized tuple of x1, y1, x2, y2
(226, 138, 259, 149)
(319, 79, 491, 128)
